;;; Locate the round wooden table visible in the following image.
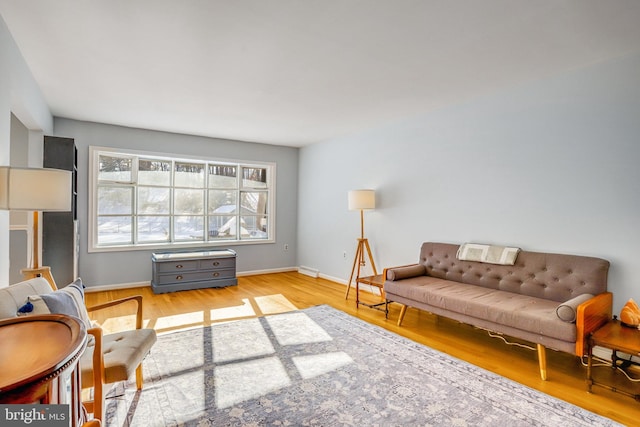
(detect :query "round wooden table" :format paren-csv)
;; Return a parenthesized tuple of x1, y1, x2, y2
(0, 314, 87, 426)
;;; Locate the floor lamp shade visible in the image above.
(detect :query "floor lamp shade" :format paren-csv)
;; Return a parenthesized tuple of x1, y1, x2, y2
(1, 166, 72, 289)
(0, 167, 72, 211)
(348, 189, 375, 211)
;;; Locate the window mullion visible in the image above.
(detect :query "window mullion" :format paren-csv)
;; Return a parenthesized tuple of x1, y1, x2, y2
(170, 159, 175, 243)
(238, 175, 244, 240)
(204, 163, 209, 241)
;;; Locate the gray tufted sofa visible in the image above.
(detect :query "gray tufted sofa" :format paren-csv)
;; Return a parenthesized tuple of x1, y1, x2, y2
(383, 242, 612, 380)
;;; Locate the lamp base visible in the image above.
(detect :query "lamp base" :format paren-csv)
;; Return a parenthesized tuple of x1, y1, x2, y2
(21, 266, 58, 290)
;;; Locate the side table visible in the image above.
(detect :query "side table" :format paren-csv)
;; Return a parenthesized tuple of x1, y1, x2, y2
(0, 314, 88, 426)
(587, 318, 640, 400)
(355, 274, 388, 317)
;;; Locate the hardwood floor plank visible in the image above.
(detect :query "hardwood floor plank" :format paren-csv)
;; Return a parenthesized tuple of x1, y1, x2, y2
(85, 272, 640, 425)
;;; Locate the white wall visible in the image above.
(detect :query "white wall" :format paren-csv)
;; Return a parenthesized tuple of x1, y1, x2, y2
(9, 113, 29, 284)
(0, 16, 52, 286)
(298, 52, 640, 314)
(54, 118, 299, 287)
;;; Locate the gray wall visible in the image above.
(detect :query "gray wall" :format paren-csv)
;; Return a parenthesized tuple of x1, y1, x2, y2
(9, 113, 28, 284)
(1, 15, 52, 286)
(298, 52, 640, 314)
(54, 118, 299, 287)
(10, 113, 28, 166)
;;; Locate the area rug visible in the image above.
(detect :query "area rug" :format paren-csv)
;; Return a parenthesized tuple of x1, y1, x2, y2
(104, 304, 619, 426)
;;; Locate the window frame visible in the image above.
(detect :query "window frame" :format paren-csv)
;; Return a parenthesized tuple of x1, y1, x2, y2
(88, 146, 276, 253)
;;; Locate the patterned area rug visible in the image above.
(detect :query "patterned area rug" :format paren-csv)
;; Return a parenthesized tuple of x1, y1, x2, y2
(105, 304, 619, 426)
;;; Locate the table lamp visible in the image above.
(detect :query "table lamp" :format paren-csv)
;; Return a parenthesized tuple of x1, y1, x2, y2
(0, 166, 72, 289)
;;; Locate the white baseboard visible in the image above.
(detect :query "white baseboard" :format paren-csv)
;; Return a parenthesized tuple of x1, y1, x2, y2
(319, 272, 347, 285)
(318, 272, 380, 295)
(84, 281, 150, 293)
(298, 266, 319, 278)
(236, 267, 298, 277)
(592, 346, 612, 360)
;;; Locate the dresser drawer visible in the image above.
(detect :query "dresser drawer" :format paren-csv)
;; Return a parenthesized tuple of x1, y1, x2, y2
(156, 268, 235, 285)
(156, 259, 199, 273)
(198, 257, 235, 270)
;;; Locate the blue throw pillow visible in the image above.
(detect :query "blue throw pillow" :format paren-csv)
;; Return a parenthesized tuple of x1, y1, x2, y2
(17, 278, 93, 330)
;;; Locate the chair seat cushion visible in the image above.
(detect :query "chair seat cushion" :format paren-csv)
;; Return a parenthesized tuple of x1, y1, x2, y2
(81, 328, 157, 386)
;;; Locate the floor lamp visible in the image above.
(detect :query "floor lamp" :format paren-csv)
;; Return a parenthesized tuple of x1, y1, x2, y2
(345, 189, 377, 300)
(0, 166, 72, 290)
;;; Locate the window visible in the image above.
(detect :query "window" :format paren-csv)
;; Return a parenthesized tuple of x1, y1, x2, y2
(89, 146, 275, 251)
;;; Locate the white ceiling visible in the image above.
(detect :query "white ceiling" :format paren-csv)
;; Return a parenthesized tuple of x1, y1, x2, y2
(2, 1, 640, 147)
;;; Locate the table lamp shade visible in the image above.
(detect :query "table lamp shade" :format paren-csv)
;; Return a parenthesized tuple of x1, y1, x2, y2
(0, 167, 72, 211)
(348, 189, 375, 211)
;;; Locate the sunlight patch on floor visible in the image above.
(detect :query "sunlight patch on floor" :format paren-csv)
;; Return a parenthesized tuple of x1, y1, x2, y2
(212, 318, 275, 363)
(293, 352, 354, 379)
(95, 295, 300, 335)
(254, 294, 298, 315)
(210, 298, 256, 321)
(99, 314, 137, 332)
(152, 311, 205, 330)
(265, 312, 333, 346)
(211, 311, 353, 409)
(214, 357, 291, 409)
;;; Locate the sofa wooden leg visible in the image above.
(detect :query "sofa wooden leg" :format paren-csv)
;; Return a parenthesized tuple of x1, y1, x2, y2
(397, 304, 408, 326)
(537, 344, 548, 381)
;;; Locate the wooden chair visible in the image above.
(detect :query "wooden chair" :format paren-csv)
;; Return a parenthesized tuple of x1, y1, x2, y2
(0, 277, 157, 424)
(80, 295, 157, 422)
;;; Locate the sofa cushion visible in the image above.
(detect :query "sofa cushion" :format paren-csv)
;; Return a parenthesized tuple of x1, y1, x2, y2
(384, 276, 577, 342)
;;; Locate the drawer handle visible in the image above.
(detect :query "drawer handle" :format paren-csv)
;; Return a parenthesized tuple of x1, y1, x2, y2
(175, 264, 183, 269)
(212, 272, 220, 277)
(213, 261, 220, 266)
(176, 275, 183, 280)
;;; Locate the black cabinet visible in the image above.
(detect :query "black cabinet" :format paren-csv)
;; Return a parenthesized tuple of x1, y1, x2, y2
(42, 136, 78, 287)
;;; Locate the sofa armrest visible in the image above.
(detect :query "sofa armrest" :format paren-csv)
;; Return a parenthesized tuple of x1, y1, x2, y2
(556, 294, 594, 322)
(87, 295, 143, 329)
(384, 264, 426, 281)
(575, 292, 613, 357)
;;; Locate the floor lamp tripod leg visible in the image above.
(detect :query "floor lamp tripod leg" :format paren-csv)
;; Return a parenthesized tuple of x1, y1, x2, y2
(362, 239, 377, 275)
(345, 240, 363, 299)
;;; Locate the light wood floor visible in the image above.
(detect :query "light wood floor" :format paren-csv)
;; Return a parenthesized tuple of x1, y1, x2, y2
(85, 272, 640, 426)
